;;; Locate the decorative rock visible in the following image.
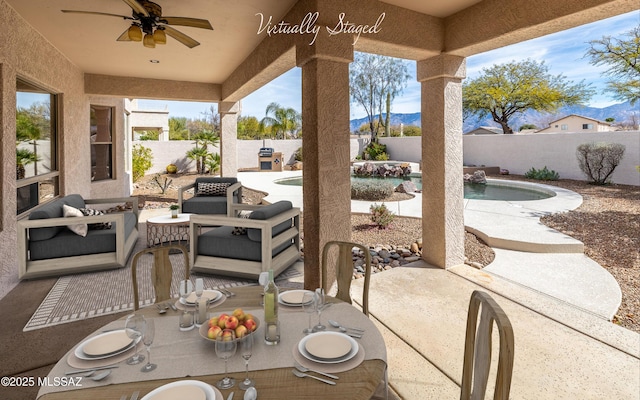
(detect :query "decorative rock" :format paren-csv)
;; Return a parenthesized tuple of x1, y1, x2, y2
(410, 242, 420, 253)
(379, 249, 391, 259)
(463, 170, 487, 184)
(404, 256, 421, 262)
(396, 181, 418, 194)
(469, 261, 484, 269)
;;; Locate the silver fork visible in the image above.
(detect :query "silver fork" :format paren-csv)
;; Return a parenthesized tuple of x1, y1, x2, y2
(219, 288, 235, 297)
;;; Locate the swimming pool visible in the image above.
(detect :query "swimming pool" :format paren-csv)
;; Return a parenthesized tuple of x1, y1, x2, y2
(274, 175, 555, 201)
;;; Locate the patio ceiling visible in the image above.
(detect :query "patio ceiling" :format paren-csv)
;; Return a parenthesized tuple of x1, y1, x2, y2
(6, 0, 637, 100)
(5, 0, 480, 86)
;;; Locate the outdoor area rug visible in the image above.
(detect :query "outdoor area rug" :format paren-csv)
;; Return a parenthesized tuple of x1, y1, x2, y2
(24, 223, 303, 331)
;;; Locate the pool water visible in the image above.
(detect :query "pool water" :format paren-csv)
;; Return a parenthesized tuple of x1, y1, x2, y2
(275, 175, 555, 201)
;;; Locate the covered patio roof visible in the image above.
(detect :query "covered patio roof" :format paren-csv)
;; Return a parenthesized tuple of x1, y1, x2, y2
(1, 0, 638, 293)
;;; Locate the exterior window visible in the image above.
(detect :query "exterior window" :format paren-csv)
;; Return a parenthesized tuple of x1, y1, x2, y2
(582, 123, 593, 129)
(90, 105, 114, 181)
(16, 79, 59, 215)
(561, 124, 568, 130)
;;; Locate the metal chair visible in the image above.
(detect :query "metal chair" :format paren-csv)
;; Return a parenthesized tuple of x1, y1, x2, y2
(321, 240, 372, 316)
(460, 290, 515, 400)
(131, 244, 190, 310)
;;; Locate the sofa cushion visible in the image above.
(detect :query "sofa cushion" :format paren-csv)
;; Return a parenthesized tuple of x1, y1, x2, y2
(29, 212, 137, 261)
(63, 204, 88, 237)
(28, 194, 86, 241)
(247, 201, 293, 242)
(197, 182, 229, 196)
(197, 226, 292, 262)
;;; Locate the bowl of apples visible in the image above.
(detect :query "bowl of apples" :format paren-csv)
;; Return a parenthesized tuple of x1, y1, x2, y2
(199, 308, 260, 342)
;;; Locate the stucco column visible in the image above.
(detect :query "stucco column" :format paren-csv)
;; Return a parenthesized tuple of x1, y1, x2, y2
(219, 102, 239, 178)
(296, 35, 353, 290)
(417, 55, 466, 269)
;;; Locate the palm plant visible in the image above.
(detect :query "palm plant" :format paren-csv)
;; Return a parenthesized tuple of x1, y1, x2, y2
(186, 147, 210, 174)
(260, 102, 301, 139)
(16, 148, 39, 180)
(205, 153, 221, 175)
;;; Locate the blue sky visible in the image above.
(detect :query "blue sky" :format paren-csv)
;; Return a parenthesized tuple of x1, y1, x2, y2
(139, 10, 639, 120)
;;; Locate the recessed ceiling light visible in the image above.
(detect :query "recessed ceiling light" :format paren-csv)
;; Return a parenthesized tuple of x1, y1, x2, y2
(150, 59, 160, 63)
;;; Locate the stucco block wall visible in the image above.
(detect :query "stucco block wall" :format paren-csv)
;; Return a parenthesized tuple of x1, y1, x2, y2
(379, 136, 422, 163)
(463, 131, 640, 186)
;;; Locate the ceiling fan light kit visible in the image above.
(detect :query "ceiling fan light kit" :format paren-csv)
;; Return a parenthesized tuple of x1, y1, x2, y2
(62, 0, 212, 49)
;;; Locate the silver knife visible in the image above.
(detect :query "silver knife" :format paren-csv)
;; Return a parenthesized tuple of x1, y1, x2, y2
(65, 365, 119, 375)
(227, 392, 234, 400)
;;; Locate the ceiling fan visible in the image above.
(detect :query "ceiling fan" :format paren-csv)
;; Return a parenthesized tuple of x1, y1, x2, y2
(62, 0, 213, 48)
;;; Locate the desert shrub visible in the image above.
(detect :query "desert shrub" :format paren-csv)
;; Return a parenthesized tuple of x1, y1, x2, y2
(576, 142, 626, 185)
(351, 181, 394, 201)
(294, 147, 303, 162)
(403, 125, 422, 136)
(364, 142, 389, 161)
(370, 203, 395, 229)
(524, 166, 559, 181)
(152, 173, 173, 194)
(132, 144, 153, 182)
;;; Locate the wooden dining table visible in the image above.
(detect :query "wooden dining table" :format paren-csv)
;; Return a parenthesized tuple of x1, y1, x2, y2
(37, 286, 387, 400)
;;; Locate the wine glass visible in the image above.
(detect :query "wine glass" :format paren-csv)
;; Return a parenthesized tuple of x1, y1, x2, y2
(215, 329, 237, 389)
(141, 318, 157, 372)
(179, 279, 194, 331)
(302, 292, 316, 334)
(125, 314, 146, 365)
(239, 332, 254, 390)
(195, 278, 204, 302)
(312, 288, 326, 332)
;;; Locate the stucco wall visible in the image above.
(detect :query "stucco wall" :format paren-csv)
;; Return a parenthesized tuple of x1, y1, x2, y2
(463, 131, 640, 186)
(0, 1, 127, 296)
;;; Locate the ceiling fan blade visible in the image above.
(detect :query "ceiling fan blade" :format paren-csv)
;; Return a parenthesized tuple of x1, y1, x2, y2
(122, 0, 149, 17)
(116, 28, 132, 42)
(162, 17, 213, 30)
(61, 10, 131, 19)
(162, 26, 200, 48)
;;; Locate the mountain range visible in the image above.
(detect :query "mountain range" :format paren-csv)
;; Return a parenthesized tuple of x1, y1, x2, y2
(349, 101, 639, 133)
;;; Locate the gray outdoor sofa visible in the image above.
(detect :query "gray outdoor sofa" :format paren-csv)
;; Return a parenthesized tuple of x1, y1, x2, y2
(17, 194, 139, 279)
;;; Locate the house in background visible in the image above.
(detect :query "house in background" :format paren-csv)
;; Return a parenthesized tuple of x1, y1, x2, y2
(537, 114, 616, 133)
(463, 126, 503, 135)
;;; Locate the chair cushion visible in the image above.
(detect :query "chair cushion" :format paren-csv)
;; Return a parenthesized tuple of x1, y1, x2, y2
(197, 182, 229, 196)
(197, 226, 292, 262)
(29, 212, 137, 261)
(28, 194, 86, 241)
(182, 196, 229, 215)
(247, 201, 293, 242)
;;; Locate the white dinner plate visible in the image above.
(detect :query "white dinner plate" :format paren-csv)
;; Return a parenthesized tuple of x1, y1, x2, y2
(74, 330, 137, 360)
(279, 289, 314, 306)
(141, 380, 222, 400)
(298, 331, 359, 364)
(181, 290, 223, 305)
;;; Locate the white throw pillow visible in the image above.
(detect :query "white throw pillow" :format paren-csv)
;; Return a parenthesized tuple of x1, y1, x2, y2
(63, 204, 88, 237)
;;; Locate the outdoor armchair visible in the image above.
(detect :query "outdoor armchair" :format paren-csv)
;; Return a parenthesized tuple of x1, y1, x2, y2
(178, 176, 242, 216)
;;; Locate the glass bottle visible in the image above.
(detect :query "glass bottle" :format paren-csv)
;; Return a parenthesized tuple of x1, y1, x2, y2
(263, 269, 280, 345)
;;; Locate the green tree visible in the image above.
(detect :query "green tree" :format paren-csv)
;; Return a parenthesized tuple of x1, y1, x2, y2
(260, 102, 301, 139)
(349, 53, 410, 140)
(237, 116, 262, 139)
(186, 146, 209, 174)
(586, 26, 640, 105)
(463, 59, 594, 134)
(16, 148, 39, 180)
(16, 103, 50, 176)
(169, 117, 189, 140)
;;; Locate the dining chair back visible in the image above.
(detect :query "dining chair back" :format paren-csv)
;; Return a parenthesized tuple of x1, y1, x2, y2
(460, 290, 515, 400)
(321, 241, 371, 316)
(131, 244, 190, 310)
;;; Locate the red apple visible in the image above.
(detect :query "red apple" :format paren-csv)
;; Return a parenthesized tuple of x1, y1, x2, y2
(244, 319, 257, 332)
(217, 313, 229, 329)
(208, 316, 219, 329)
(220, 329, 234, 341)
(225, 315, 239, 330)
(232, 308, 245, 322)
(235, 325, 248, 338)
(207, 326, 222, 339)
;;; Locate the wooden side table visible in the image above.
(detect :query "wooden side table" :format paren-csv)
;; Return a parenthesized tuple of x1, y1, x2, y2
(146, 213, 193, 247)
